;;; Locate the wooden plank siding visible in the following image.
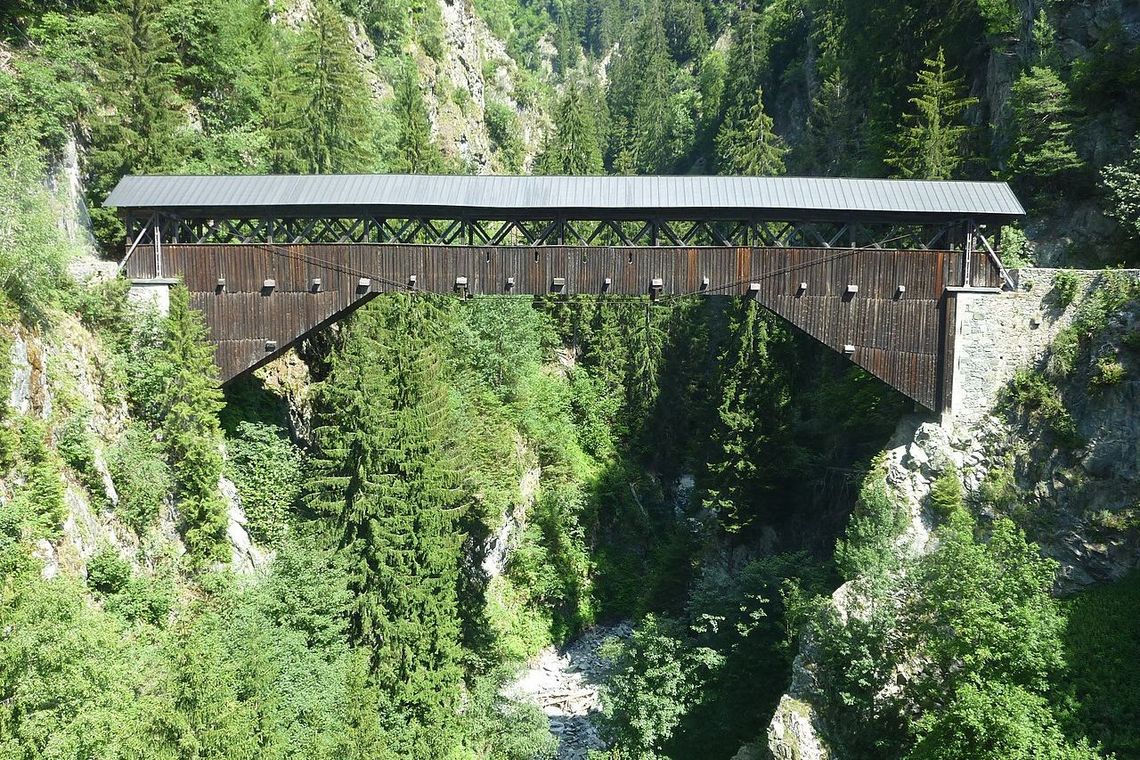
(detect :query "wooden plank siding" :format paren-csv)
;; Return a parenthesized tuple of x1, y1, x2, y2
(126, 244, 1003, 410)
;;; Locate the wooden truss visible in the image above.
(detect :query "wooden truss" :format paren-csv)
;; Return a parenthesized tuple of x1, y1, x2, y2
(125, 213, 996, 252)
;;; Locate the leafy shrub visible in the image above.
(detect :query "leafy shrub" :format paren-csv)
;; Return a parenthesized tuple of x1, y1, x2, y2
(108, 423, 172, 533)
(119, 310, 172, 424)
(86, 547, 132, 595)
(1046, 325, 1080, 378)
(835, 461, 909, 581)
(1052, 270, 1081, 308)
(226, 421, 302, 544)
(928, 469, 964, 520)
(483, 574, 552, 662)
(105, 574, 173, 626)
(461, 670, 558, 759)
(0, 140, 75, 326)
(506, 487, 595, 641)
(71, 276, 132, 334)
(1089, 507, 1140, 533)
(1060, 570, 1140, 756)
(1121, 329, 1140, 351)
(1000, 225, 1031, 269)
(976, 458, 1022, 516)
(1090, 355, 1127, 386)
(1071, 270, 1140, 339)
(599, 614, 723, 757)
(484, 101, 523, 172)
(13, 418, 65, 536)
(56, 416, 108, 509)
(1003, 369, 1081, 448)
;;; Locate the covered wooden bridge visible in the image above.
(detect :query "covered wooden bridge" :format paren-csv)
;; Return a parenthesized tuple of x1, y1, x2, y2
(106, 174, 1024, 412)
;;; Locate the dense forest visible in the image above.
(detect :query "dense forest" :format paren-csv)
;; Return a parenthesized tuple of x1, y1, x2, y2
(2, 0, 1140, 758)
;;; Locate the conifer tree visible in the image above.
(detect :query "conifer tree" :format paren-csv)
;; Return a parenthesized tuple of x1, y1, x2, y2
(159, 286, 227, 564)
(1006, 65, 1082, 188)
(715, 95, 787, 175)
(534, 83, 604, 175)
(263, 30, 304, 174)
(554, 10, 579, 76)
(662, 0, 709, 63)
(88, 0, 184, 242)
(701, 301, 800, 532)
(292, 0, 377, 173)
(886, 48, 977, 180)
(391, 63, 445, 173)
(622, 303, 666, 452)
(802, 71, 860, 176)
(309, 294, 464, 751)
(607, 1, 677, 173)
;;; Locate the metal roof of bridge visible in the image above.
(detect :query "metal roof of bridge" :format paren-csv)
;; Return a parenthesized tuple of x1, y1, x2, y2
(105, 174, 1025, 222)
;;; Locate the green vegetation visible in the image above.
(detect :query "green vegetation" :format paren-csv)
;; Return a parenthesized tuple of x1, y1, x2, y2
(159, 286, 228, 564)
(1053, 269, 1082, 308)
(1060, 570, 1140, 757)
(3, 0, 1140, 756)
(309, 295, 466, 753)
(928, 468, 964, 521)
(534, 83, 604, 175)
(814, 487, 1098, 759)
(887, 49, 977, 180)
(226, 421, 302, 544)
(1004, 368, 1081, 448)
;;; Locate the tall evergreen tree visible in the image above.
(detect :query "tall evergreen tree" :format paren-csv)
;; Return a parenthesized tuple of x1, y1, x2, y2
(701, 301, 800, 532)
(1006, 65, 1082, 189)
(309, 294, 464, 752)
(291, 0, 377, 173)
(801, 71, 860, 176)
(534, 83, 604, 175)
(662, 0, 709, 63)
(607, 1, 680, 173)
(886, 48, 977, 180)
(159, 286, 228, 564)
(715, 95, 787, 175)
(263, 30, 304, 174)
(88, 0, 184, 242)
(391, 63, 445, 173)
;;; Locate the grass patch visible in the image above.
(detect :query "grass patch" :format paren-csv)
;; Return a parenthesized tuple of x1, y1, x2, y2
(1059, 570, 1140, 756)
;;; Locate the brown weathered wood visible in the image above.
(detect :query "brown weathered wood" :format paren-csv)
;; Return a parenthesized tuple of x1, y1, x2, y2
(125, 243, 1001, 411)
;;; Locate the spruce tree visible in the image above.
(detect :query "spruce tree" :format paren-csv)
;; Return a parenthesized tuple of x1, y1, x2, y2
(606, 1, 677, 173)
(309, 294, 464, 751)
(886, 48, 977, 180)
(263, 30, 304, 174)
(1007, 65, 1082, 188)
(159, 285, 228, 565)
(715, 95, 787, 175)
(88, 0, 184, 243)
(291, 0, 377, 173)
(534, 83, 604, 175)
(701, 301, 800, 532)
(802, 71, 860, 176)
(391, 63, 445, 173)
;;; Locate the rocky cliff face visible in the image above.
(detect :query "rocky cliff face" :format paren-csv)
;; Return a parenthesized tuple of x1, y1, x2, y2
(421, 0, 550, 171)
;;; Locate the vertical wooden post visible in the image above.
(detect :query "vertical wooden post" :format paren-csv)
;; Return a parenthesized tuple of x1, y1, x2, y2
(154, 215, 163, 279)
(937, 289, 958, 414)
(962, 219, 975, 287)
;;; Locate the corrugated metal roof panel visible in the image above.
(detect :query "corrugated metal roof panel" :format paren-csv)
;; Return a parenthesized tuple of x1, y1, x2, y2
(104, 174, 1026, 220)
